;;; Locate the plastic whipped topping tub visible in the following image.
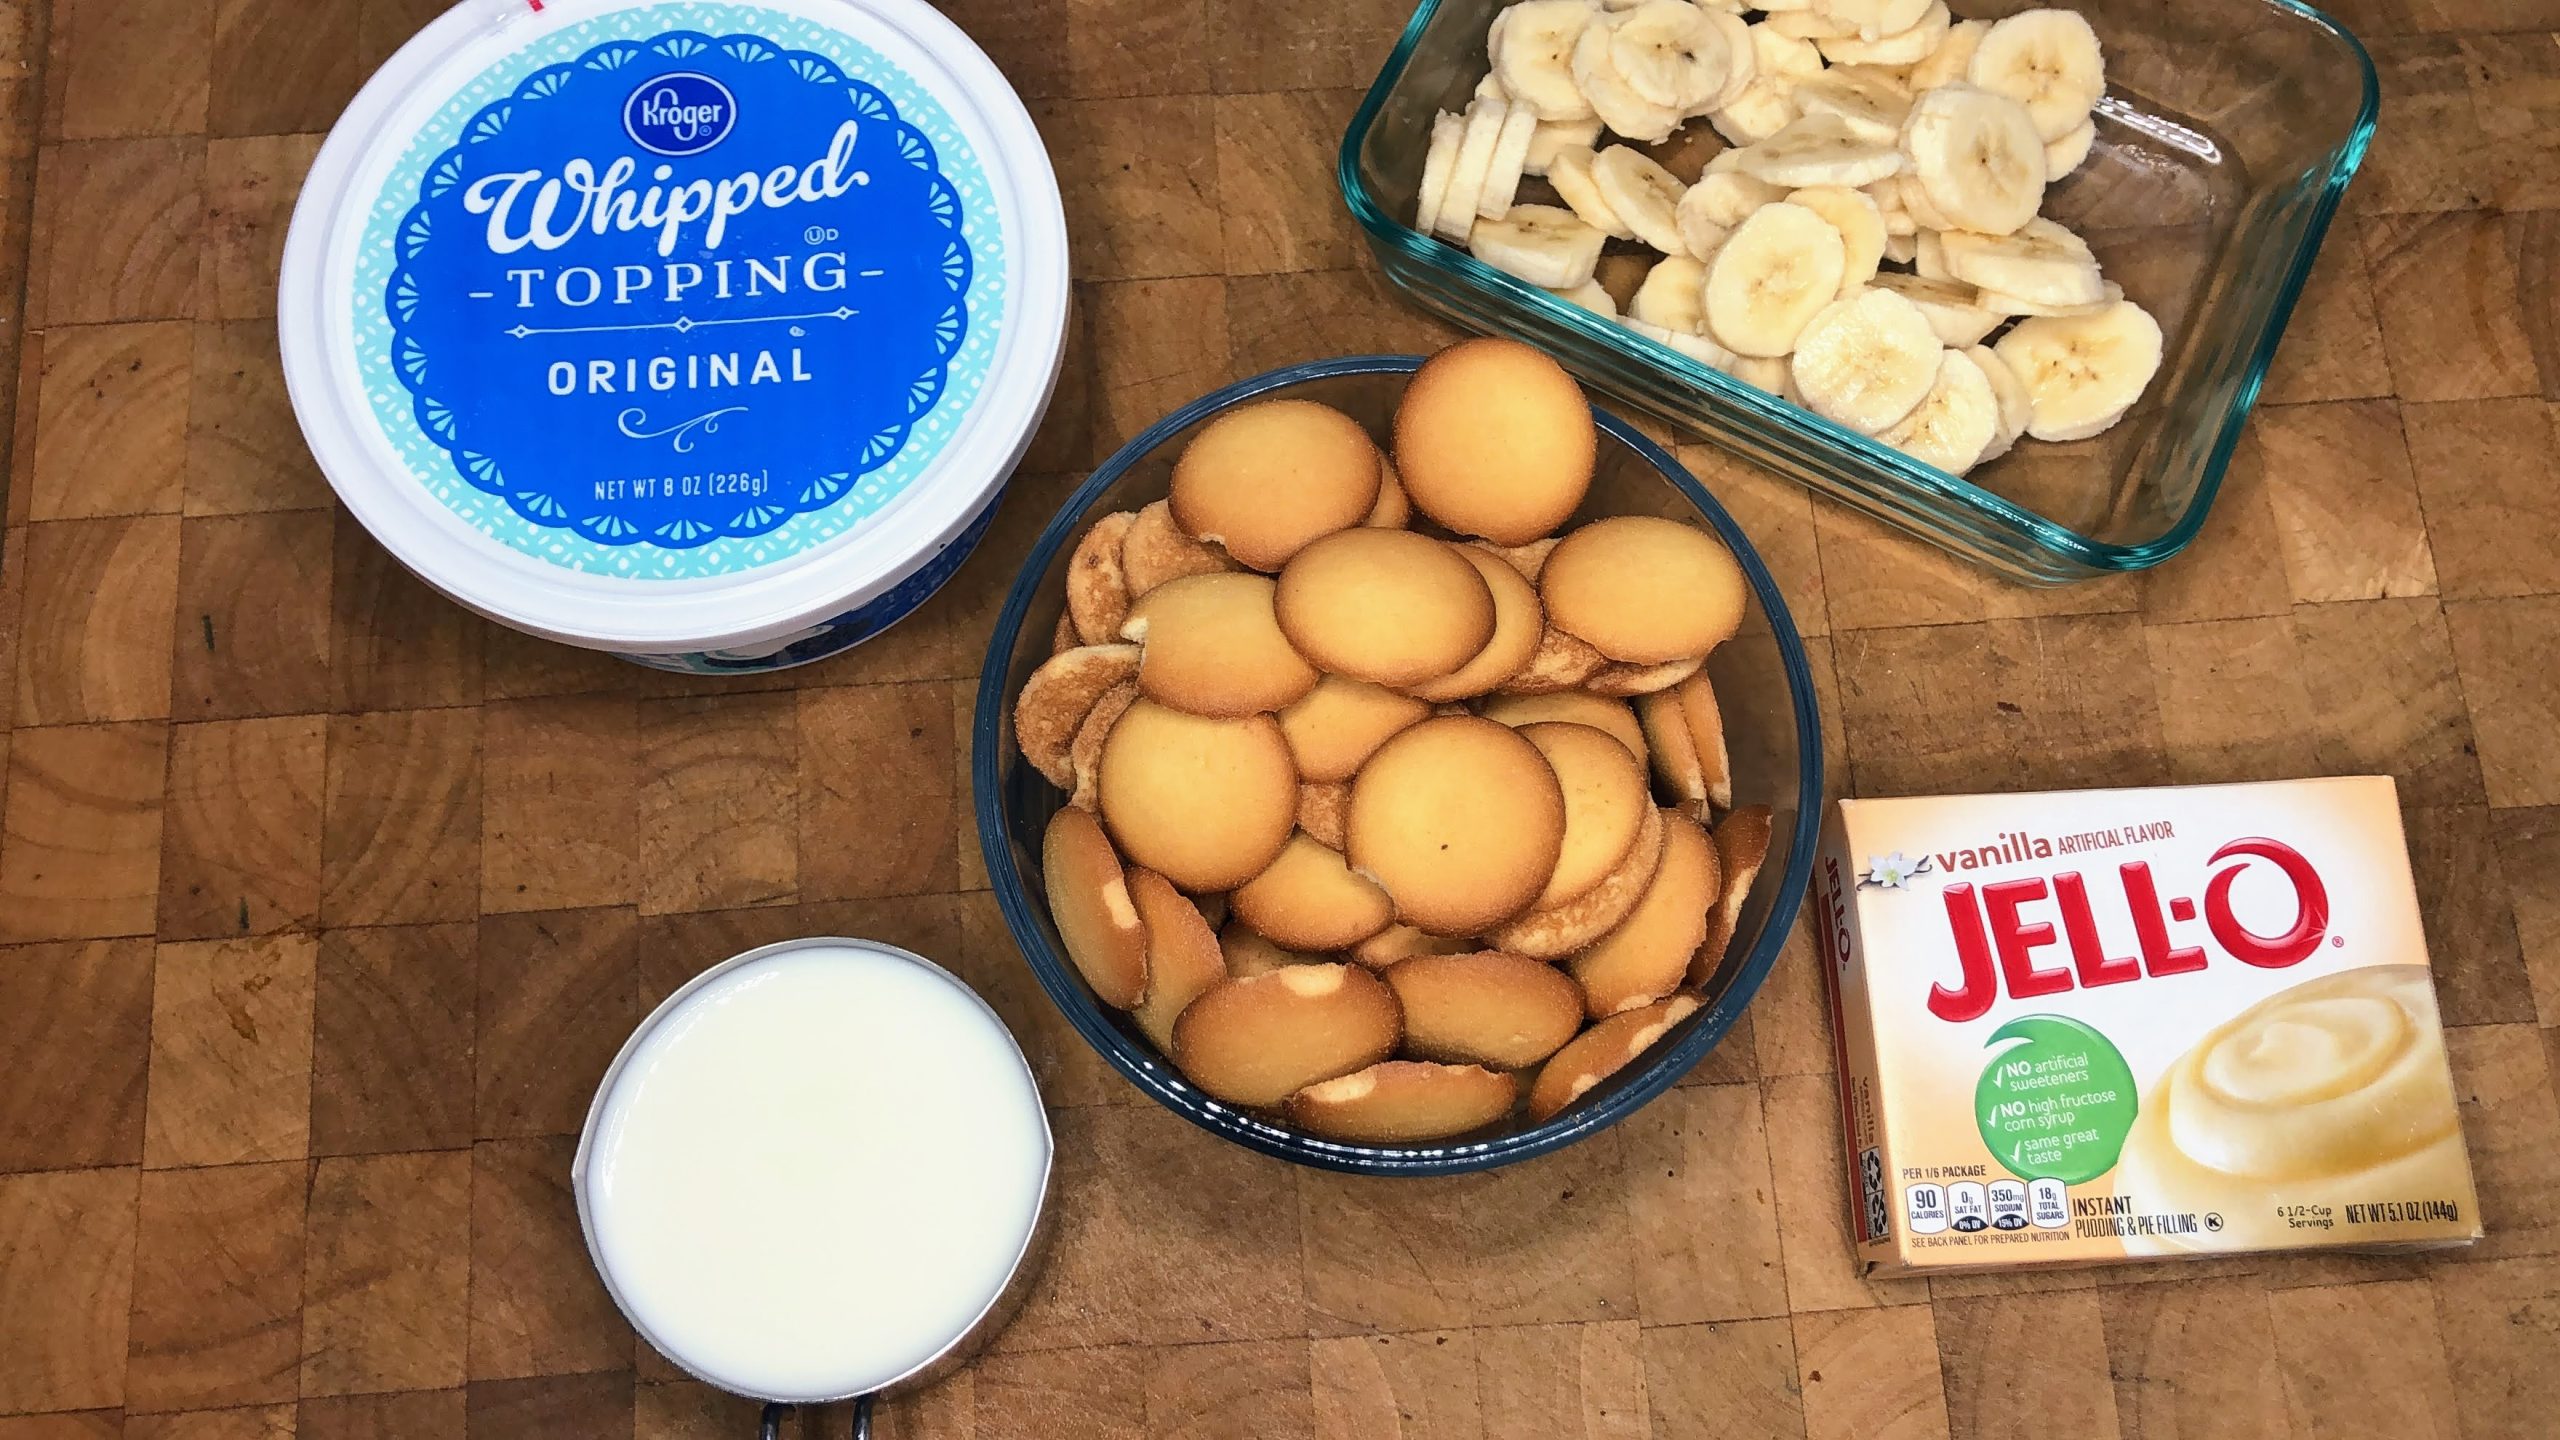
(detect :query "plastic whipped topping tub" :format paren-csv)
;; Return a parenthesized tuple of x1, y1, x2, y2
(281, 0, 1068, 672)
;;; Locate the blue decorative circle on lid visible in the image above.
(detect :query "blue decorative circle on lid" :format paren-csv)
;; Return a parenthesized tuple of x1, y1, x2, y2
(353, 4, 1009, 581)
(623, 71, 739, 155)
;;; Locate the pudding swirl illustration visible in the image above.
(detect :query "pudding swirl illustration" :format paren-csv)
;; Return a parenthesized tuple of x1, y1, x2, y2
(2115, 965, 2470, 1252)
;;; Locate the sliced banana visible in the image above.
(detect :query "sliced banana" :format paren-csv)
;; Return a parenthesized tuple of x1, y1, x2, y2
(1865, 177, 1916, 235)
(1675, 195, 1732, 264)
(1901, 82, 2047, 236)
(1622, 316, 1741, 371)
(1414, 111, 1465, 240)
(1725, 354, 1796, 397)
(1816, 0, 1934, 43)
(1608, 0, 1735, 111)
(1591, 144, 1693, 255)
(1869, 270, 2001, 347)
(1969, 343, 2032, 463)
(1698, 9, 1759, 113)
(1702, 201, 1848, 357)
(1756, 23, 1827, 80)
(1630, 254, 1712, 333)
(1497, 1, 1601, 121)
(2044, 117, 2096, 180)
(1899, 173, 1957, 234)
(1906, 16, 1988, 91)
(1736, 113, 1904, 187)
(1936, 217, 2103, 308)
(1524, 116, 1605, 176)
(1547, 145, 1637, 239)
(1454, 1, 2158, 460)
(1785, 184, 1886, 294)
(1792, 67, 1912, 146)
(1668, 326, 1742, 370)
(1819, 1, 1948, 68)
(1968, 8, 2106, 143)
(1879, 347, 2001, 474)
(1439, 97, 1510, 241)
(1790, 287, 1942, 435)
(1713, 24, 1820, 141)
(1683, 167, 1788, 228)
(1977, 277, 2120, 318)
(1764, 8, 1856, 41)
(1993, 299, 2162, 443)
(1574, 19, 1686, 143)
(1549, 278, 1621, 317)
(1834, 61, 1915, 95)
(1470, 204, 1609, 289)
(1478, 103, 1544, 218)
(1710, 81, 1795, 146)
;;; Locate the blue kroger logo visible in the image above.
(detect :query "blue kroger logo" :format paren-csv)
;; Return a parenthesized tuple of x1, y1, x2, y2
(624, 71, 736, 156)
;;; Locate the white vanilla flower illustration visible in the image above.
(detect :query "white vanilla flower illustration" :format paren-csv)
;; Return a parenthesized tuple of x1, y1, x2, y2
(1863, 852, 1929, 890)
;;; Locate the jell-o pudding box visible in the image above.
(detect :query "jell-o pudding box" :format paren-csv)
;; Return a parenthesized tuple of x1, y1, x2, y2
(1816, 777, 2481, 1276)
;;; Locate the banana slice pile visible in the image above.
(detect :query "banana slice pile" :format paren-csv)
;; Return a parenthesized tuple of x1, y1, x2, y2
(1414, 1, 2163, 476)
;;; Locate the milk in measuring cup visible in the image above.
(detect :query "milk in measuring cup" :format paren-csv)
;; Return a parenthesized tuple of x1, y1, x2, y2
(576, 941, 1050, 1401)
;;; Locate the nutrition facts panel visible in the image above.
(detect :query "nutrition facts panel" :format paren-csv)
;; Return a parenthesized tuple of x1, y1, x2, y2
(1907, 1175, 2076, 1237)
(1948, 1182, 1988, 1233)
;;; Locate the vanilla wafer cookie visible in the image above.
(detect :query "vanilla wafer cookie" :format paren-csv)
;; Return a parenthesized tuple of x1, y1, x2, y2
(1286, 1061, 1517, 1142)
(1172, 964, 1403, 1107)
(1097, 700, 1298, 893)
(1170, 400, 1383, 571)
(1527, 994, 1699, 1122)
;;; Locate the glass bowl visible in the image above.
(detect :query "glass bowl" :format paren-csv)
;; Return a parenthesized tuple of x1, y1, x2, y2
(972, 355, 1824, 1175)
(1338, 0, 2379, 584)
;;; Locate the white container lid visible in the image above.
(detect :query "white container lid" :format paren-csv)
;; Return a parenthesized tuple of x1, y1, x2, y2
(280, 0, 1068, 653)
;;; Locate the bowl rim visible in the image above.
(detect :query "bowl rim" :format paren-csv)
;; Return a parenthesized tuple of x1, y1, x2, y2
(971, 353, 1826, 1175)
(1333, 0, 2383, 580)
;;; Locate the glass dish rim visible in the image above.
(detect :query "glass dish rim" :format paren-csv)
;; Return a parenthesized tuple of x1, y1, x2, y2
(971, 352, 1827, 1175)
(1334, 0, 2382, 578)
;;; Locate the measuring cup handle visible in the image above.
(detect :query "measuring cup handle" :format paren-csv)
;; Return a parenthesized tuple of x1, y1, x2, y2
(752, 1395, 876, 1439)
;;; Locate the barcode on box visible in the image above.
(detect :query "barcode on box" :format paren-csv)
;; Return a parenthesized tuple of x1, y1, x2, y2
(1859, 1147, 1889, 1243)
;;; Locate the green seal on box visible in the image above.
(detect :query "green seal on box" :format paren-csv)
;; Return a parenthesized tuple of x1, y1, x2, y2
(1976, 1014, 2137, 1185)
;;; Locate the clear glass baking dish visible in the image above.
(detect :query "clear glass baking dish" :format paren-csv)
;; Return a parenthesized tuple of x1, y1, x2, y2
(1338, 0, 2379, 584)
